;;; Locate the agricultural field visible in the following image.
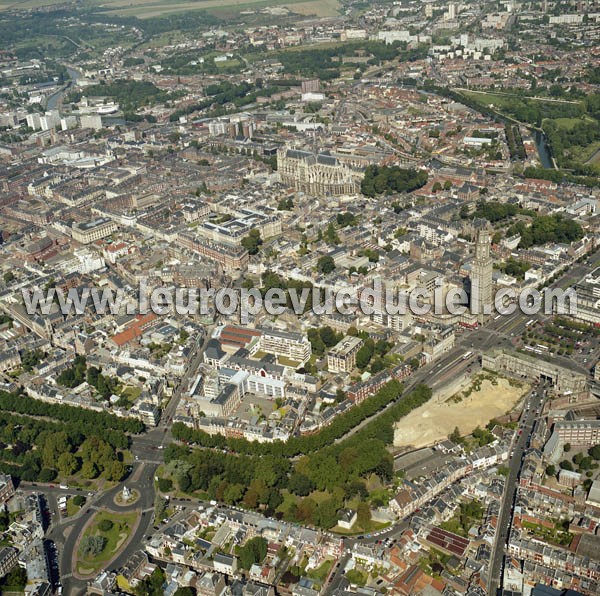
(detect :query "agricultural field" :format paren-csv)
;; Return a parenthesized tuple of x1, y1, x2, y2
(0, 0, 340, 17)
(106, 0, 339, 19)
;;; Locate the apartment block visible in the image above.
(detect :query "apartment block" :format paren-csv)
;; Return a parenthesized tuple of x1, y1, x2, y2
(327, 336, 363, 374)
(72, 217, 118, 244)
(258, 327, 312, 364)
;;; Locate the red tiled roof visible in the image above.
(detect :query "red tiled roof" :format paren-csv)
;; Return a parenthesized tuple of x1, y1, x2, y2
(220, 325, 262, 347)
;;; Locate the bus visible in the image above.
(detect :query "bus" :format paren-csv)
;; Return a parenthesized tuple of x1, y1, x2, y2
(463, 351, 473, 360)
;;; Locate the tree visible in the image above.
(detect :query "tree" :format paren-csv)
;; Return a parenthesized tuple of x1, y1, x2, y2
(317, 255, 336, 275)
(158, 478, 173, 493)
(288, 472, 314, 496)
(267, 488, 283, 511)
(545, 464, 556, 476)
(57, 452, 80, 476)
(73, 494, 86, 507)
(324, 222, 340, 245)
(81, 461, 99, 479)
(42, 432, 71, 469)
(357, 502, 371, 528)
(241, 229, 263, 255)
(135, 567, 165, 596)
(98, 519, 113, 532)
(432, 181, 442, 192)
(277, 197, 294, 210)
(174, 588, 196, 596)
(224, 483, 245, 504)
(314, 498, 339, 529)
(559, 460, 573, 471)
(337, 212, 358, 227)
(179, 472, 191, 492)
(39, 468, 56, 483)
(564, 443, 571, 452)
(361, 165, 428, 197)
(319, 326, 339, 347)
(81, 535, 107, 557)
(3, 271, 15, 284)
(356, 341, 374, 370)
(589, 445, 600, 460)
(0, 566, 27, 590)
(238, 536, 268, 570)
(449, 427, 462, 443)
(293, 497, 316, 524)
(105, 460, 127, 482)
(154, 495, 167, 521)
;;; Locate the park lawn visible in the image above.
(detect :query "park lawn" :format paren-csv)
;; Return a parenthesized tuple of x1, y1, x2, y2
(365, 473, 385, 492)
(439, 500, 485, 538)
(463, 89, 578, 108)
(121, 386, 142, 401)
(306, 558, 334, 583)
(332, 518, 391, 536)
(276, 491, 297, 517)
(345, 568, 368, 586)
(277, 355, 301, 368)
(308, 490, 335, 504)
(461, 90, 518, 109)
(216, 58, 243, 70)
(439, 517, 466, 537)
(569, 140, 600, 163)
(76, 510, 139, 576)
(66, 498, 82, 517)
(116, 386, 141, 408)
(522, 520, 572, 547)
(550, 116, 594, 130)
(418, 548, 451, 577)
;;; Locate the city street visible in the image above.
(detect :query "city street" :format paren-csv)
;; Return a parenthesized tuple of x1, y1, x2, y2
(487, 384, 546, 594)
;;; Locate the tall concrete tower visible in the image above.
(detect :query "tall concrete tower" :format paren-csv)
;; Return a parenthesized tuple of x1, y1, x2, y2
(471, 229, 493, 322)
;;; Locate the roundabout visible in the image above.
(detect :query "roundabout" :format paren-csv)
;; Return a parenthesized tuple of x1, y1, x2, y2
(72, 508, 141, 579)
(114, 486, 141, 507)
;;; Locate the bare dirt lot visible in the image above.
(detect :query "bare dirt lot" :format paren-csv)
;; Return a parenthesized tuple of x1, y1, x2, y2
(394, 376, 528, 449)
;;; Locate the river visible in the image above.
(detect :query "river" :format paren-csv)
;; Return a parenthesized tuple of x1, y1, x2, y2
(533, 130, 555, 169)
(46, 66, 81, 110)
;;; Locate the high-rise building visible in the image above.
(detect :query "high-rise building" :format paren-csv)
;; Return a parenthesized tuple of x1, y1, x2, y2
(471, 229, 493, 322)
(448, 2, 457, 19)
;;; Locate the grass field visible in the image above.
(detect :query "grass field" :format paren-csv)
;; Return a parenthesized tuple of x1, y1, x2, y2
(0, 0, 337, 15)
(1, 0, 342, 18)
(0, 0, 66, 9)
(551, 116, 593, 130)
(76, 510, 139, 577)
(306, 559, 334, 583)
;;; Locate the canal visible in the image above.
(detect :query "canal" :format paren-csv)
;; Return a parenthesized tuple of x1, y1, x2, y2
(46, 66, 81, 110)
(533, 130, 555, 169)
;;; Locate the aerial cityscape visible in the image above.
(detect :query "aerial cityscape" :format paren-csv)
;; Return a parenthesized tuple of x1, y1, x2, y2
(0, 0, 600, 595)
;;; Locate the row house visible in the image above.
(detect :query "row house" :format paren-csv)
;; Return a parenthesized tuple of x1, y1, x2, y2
(508, 536, 600, 582)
